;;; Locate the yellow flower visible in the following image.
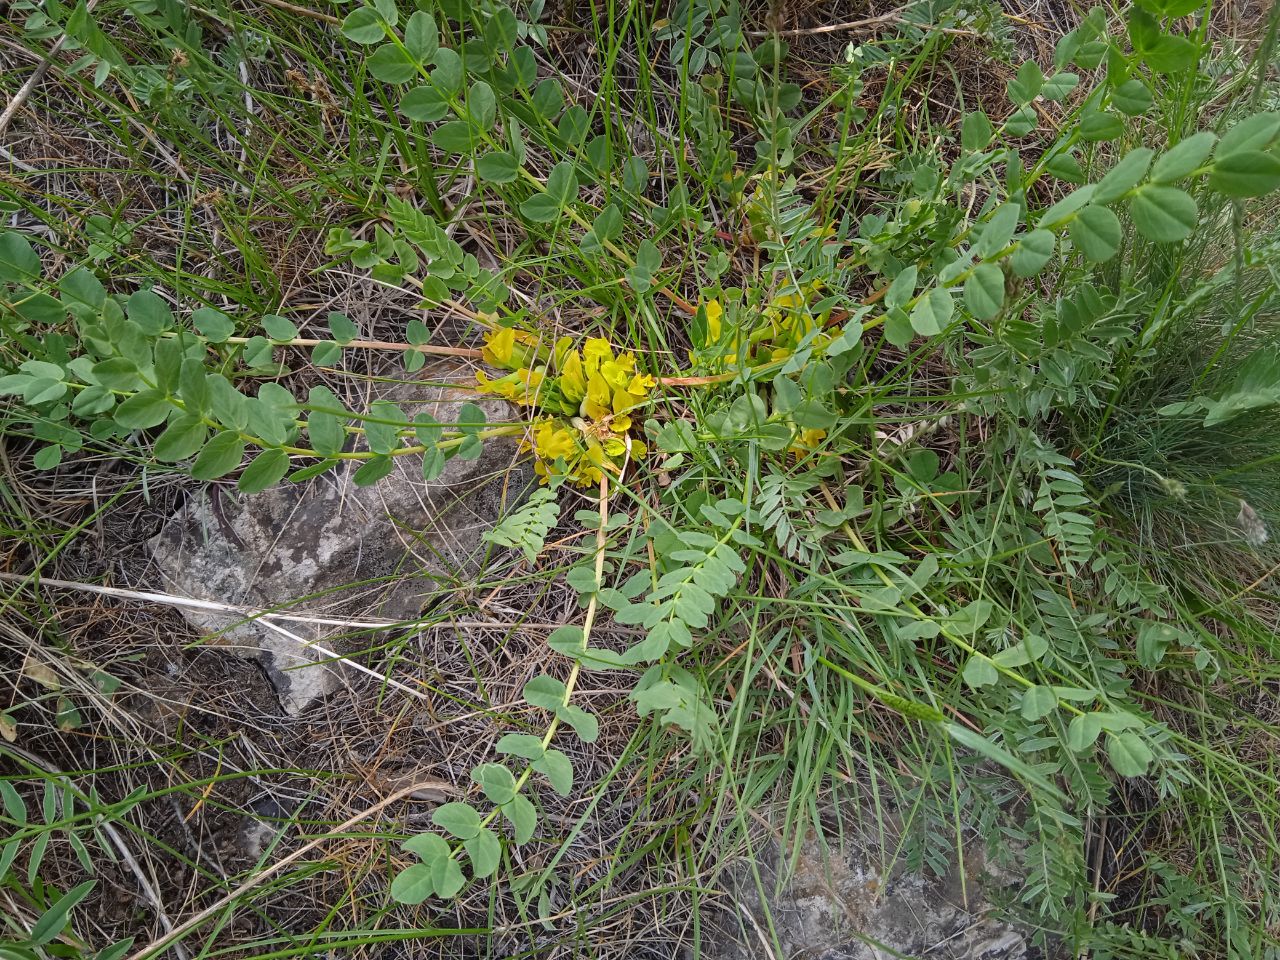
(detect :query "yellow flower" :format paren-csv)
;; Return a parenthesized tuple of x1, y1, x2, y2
(524, 418, 607, 487)
(789, 427, 827, 460)
(489, 332, 654, 486)
(626, 372, 655, 398)
(583, 372, 612, 421)
(481, 327, 542, 371)
(582, 338, 614, 377)
(531, 418, 578, 461)
(600, 359, 632, 390)
(482, 327, 515, 368)
(559, 349, 586, 404)
(475, 366, 545, 405)
(704, 299, 723, 343)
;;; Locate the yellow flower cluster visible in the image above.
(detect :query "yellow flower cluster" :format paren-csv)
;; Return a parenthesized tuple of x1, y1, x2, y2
(693, 282, 833, 370)
(475, 327, 654, 487)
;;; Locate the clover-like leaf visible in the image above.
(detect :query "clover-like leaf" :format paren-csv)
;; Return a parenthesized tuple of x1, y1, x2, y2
(1106, 731, 1154, 777)
(1021, 685, 1058, 721)
(1010, 229, 1056, 277)
(1150, 131, 1215, 182)
(496, 734, 545, 760)
(531, 748, 574, 796)
(1068, 206, 1122, 262)
(1131, 185, 1197, 243)
(464, 827, 501, 878)
(523, 675, 567, 711)
(1209, 151, 1280, 198)
(963, 264, 1005, 321)
(501, 793, 537, 844)
(191, 431, 246, 481)
(909, 287, 953, 336)
(471, 763, 516, 804)
(432, 802, 482, 840)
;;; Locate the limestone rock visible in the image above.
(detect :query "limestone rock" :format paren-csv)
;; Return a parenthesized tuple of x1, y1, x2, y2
(148, 370, 534, 714)
(709, 831, 1032, 960)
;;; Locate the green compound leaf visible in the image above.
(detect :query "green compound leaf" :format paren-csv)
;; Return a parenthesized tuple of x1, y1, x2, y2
(154, 416, 207, 462)
(307, 386, 348, 456)
(531, 748, 573, 796)
(1006, 60, 1042, 104)
(328, 312, 357, 343)
(1216, 111, 1280, 157)
(261, 314, 298, 342)
(1143, 35, 1197, 75)
(1068, 712, 1103, 752)
(340, 7, 385, 44)
(523, 674, 567, 710)
(368, 43, 418, 84)
(885, 265, 917, 310)
(496, 733, 545, 760)
(961, 111, 992, 151)
(1079, 111, 1123, 142)
(403, 831, 449, 859)
(0, 231, 41, 282)
(467, 80, 497, 130)
(404, 10, 439, 62)
(476, 151, 520, 183)
(113, 390, 172, 430)
(559, 704, 599, 742)
(192, 307, 234, 343)
(353, 454, 395, 486)
(390, 863, 435, 904)
(961, 655, 998, 688)
(1002, 105, 1037, 138)
(1111, 78, 1153, 116)
(1021, 685, 1058, 721)
(1092, 147, 1153, 204)
(401, 84, 449, 122)
(1038, 149, 1087, 197)
(127, 289, 173, 334)
(1040, 71, 1078, 101)
(975, 202, 1020, 259)
(501, 793, 537, 844)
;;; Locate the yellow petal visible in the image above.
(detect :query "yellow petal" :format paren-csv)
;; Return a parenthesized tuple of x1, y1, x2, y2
(705, 299, 723, 342)
(482, 327, 515, 368)
(626, 372, 655, 397)
(560, 351, 586, 403)
(583, 338, 613, 376)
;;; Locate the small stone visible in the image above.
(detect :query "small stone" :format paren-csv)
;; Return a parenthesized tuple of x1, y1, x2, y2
(149, 367, 534, 714)
(708, 830, 1030, 960)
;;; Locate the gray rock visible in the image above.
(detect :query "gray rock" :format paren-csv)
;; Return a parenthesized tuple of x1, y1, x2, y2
(709, 830, 1030, 960)
(149, 368, 534, 714)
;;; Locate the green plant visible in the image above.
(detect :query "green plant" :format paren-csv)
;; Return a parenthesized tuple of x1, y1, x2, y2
(4, 0, 1280, 954)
